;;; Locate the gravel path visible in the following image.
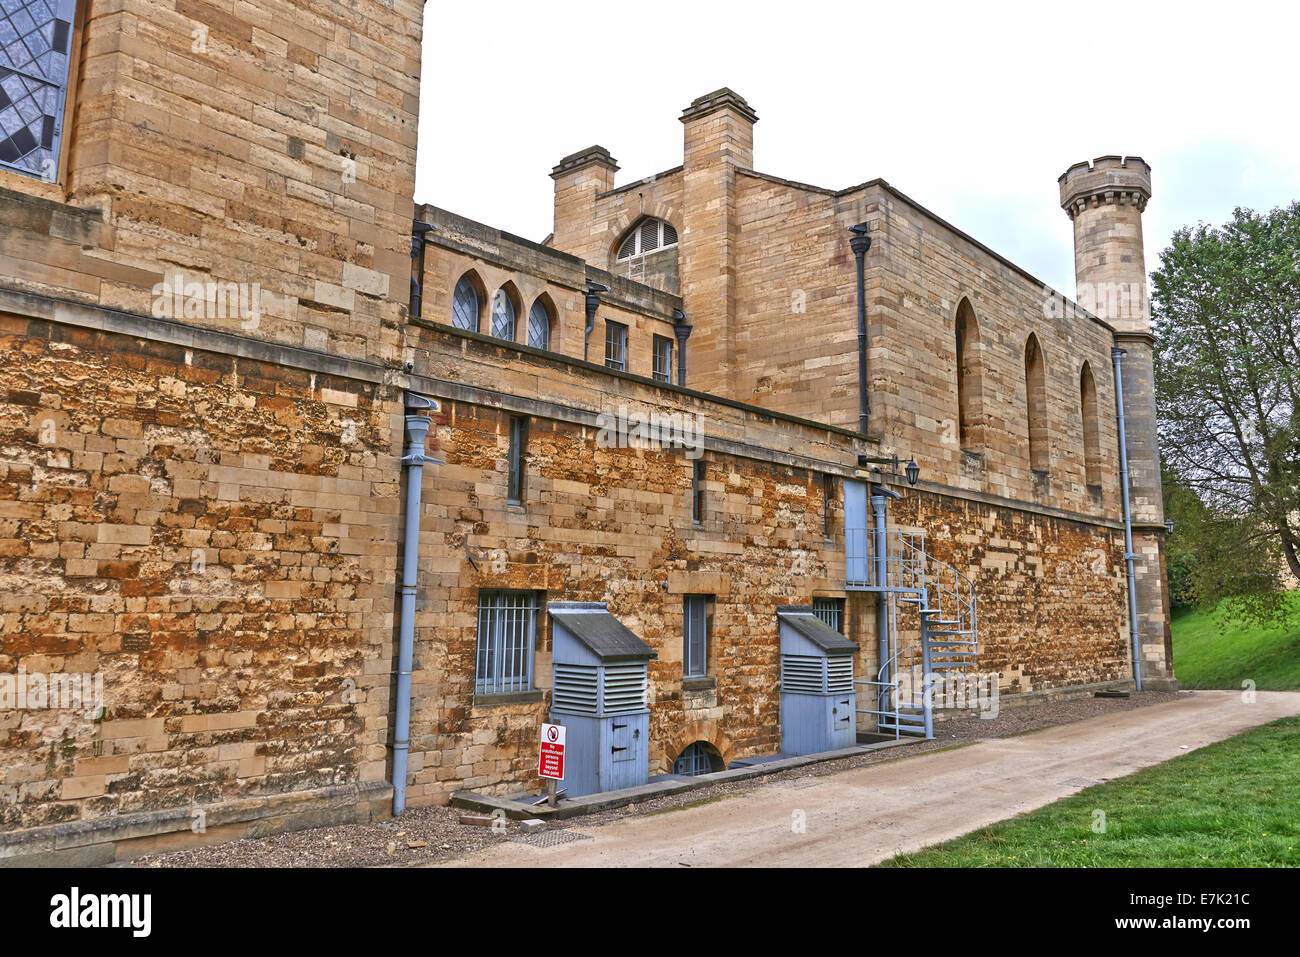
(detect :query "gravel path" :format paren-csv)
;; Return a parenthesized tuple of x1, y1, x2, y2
(130, 689, 1187, 868)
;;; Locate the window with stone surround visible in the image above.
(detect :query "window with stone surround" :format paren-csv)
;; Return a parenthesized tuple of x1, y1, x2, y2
(452, 273, 482, 331)
(1025, 333, 1049, 472)
(527, 296, 552, 350)
(490, 286, 517, 340)
(683, 594, 711, 678)
(507, 414, 527, 504)
(955, 298, 985, 451)
(813, 597, 844, 633)
(616, 217, 678, 261)
(1080, 360, 1102, 487)
(0, 0, 78, 181)
(604, 320, 627, 371)
(652, 334, 673, 382)
(475, 591, 538, 695)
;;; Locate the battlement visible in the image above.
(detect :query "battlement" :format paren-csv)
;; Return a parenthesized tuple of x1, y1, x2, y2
(1059, 155, 1152, 219)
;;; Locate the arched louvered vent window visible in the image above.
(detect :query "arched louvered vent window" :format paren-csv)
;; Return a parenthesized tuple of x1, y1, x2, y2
(527, 299, 551, 349)
(491, 288, 516, 340)
(452, 275, 479, 331)
(616, 217, 678, 261)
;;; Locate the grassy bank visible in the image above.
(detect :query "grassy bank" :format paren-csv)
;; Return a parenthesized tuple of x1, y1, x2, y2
(1171, 593, 1300, 691)
(877, 716, 1300, 867)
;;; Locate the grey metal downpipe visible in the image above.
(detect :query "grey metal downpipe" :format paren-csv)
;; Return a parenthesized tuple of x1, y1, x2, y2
(1112, 348, 1143, 691)
(871, 485, 890, 719)
(672, 309, 691, 387)
(393, 393, 436, 814)
(584, 280, 610, 362)
(850, 224, 872, 435)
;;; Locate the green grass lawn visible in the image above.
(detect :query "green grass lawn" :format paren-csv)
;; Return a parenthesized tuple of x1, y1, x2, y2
(1171, 592, 1300, 691)
(876, 716, 1300, 867)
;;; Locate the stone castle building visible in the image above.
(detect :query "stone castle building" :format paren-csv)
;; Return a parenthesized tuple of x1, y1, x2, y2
(0, 2, 1172, 864)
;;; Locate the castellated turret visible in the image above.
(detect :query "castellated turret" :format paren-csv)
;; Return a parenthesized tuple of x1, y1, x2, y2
(1059, 156, 1153, 334)
(1061, 155, 1175, 689)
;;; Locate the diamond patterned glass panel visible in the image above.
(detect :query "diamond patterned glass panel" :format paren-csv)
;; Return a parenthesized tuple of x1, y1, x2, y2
(527, 300, 549, 349)
(452, 276, 478, 330)
(490, 288, 515, 340)
(0, 0, 76, 178)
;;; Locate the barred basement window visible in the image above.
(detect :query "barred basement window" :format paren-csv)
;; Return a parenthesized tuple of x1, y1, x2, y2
(507, 415, 527, 504)
(604, 320, 627, 371)
(652, 334, 673, 383)
(615, 217, 678, 261)
(684, 594, 710, 678)
(813, 597, 845, 634)
(527, 298, 551, 349)
(490, 287, 516, 340)
(673, 742, 719, 776)
(452, 275, 479, 331)
(0, 0, 77, 180)
(475, 591, 538, 694)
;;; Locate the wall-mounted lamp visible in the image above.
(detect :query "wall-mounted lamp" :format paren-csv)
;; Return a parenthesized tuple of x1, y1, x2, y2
(1164, 518, 1175, 535)
(905, 458, 920, 487)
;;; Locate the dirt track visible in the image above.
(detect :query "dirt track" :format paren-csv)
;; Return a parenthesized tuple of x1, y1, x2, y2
(442, 690, 1300, 868)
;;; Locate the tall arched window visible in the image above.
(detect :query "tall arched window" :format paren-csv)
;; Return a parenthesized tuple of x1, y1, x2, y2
(527, 296, 552, 350)
(490, 286, 517, 340)
(452, 274, 481, 331)
(955, 298, 984, 451)
(616, 217, 678, 260)
(1025, 334, 1049, 472)
(1080, 361, 1102, 487)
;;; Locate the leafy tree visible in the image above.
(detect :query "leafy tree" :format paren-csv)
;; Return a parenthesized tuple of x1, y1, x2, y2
(1152, 202, 1300, 627)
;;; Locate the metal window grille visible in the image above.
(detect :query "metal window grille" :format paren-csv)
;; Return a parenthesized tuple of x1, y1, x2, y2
(452, 276, 478, 330)
(0, 0, 77, 179)
(604, 321, 627, 371)
(491, 288, 516, 340)
(652, 335, 673, 382)
(475, 591, 537, 694)
(527, 299, 550, 349)
(674, 742, 714, 776)
(813, 597, 844, 633)
(684, 595, 708, 677)
(507, 415, 527, 504)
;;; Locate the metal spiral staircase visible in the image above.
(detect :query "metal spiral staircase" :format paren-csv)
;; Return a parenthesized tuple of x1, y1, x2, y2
(847, 528, 980, 738)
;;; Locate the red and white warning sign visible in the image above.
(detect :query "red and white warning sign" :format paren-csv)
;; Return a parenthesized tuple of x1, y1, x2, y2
(538, 722, 566, 780)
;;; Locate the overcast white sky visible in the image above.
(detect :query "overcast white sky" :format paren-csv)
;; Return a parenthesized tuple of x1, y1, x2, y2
(414, 0, 1300, 296)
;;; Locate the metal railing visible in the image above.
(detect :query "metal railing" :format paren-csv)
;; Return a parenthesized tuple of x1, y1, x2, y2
(845, 527, 927, 591)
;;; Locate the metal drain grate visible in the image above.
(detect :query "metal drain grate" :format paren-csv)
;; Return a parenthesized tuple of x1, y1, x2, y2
(506, 828, 593, 849)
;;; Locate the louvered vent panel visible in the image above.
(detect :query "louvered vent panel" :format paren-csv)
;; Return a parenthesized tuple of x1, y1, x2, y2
(640, 218, 660, 253)
(602, 663, 647, 714)
(827, 656, 854, 694)
(617, 233, 637, 260)
(662, 222, 677, 246)
(553, 663, 598, 715)
(781, 654, 825, 694)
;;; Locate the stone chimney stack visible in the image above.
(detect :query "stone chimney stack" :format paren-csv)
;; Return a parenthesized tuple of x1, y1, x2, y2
(1060, 156, 1174, 689)
(679, 88, 758, 397)
(550, 145, 619, 265)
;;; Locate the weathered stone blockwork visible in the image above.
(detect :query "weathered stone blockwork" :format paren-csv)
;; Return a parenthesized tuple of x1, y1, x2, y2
(0, 311, 400, 832)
